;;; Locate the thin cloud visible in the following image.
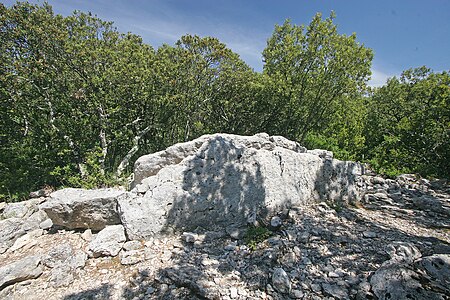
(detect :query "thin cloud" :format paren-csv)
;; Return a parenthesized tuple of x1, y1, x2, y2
(120, 9, 268, 70)
(368, 68, 396, 87)
(131, 22, 185, 42)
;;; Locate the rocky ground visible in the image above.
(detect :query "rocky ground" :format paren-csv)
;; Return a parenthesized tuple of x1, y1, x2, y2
(0, 173, 449, 300)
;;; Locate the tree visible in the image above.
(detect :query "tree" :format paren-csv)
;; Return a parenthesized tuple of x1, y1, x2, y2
(364, 67, 450, 178)
(262, 13, 373, 144)
(0, 2, 160, 198)
(304, 94, 368, 161)
(0, 3, 259, 199)
(152, 35, 259, 144)
(1, 2, 71, 199)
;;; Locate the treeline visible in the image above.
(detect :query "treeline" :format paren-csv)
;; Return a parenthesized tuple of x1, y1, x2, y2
(1, 2, 449, 201)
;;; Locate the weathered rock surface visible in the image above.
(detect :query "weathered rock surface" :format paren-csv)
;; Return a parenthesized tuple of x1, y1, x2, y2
(0, 198, 51, 254)
(43, 243, 87, 287)
(23, 209, 49, 231)
(2, 198, 44, 219)
(9, 229, 43, 252)
(0, 256, 43, 290)
(271, 267, 291, 294)
(370, 242, 430, 300)
(29, 188, 52, 199)
(39, 188, 125, 230)
(415, 254, 450, 295)
(125, 133, 361, 238)
(322, 282, 349, 299)
(0, 134, 449, 299)
(0, 218, 26, 254)
(370, 258, 445, 300)
(88, 224, 126, 257)
(132, 135, 211, 187)
(43, 243, 87, 269)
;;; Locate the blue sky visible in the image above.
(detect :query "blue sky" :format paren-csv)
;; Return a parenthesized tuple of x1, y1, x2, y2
(4, 0, 450, 86)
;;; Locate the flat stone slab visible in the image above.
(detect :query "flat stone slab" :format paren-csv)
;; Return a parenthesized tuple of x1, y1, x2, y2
(39, 188, 126, 230)
(0, 256, 43, 290)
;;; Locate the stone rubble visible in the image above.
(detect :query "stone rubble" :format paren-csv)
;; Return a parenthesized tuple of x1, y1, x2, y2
(0, 133, 448, 299)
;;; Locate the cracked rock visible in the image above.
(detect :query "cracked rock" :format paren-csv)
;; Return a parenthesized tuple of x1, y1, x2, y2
(88, 224, 126, 257)
(0, 256, 43, 290)
(272, 267, 291, 294)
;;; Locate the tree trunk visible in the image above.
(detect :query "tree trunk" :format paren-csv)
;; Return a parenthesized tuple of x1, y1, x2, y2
(46, 94, 86, 177)
(116, 125, 151, 177)
(98, 106, 108, 176)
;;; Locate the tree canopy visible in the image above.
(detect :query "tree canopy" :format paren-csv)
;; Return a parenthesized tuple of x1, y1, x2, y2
(1, 2, 448, 201)
(364, 67, 450, 178)
(262, 14, 373, 143)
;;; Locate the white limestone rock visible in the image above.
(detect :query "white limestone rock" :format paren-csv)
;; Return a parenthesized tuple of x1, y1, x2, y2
(88, 224, 126, 257)
(2, 198, 44, 219)
(39, 188, 126, 230)
(385, 241, 422, 264)
(121, 133, 362, 239)
(9, 229, 43, 252)
(43, 243, 87, 269)
(0, 256, 43, 290)
(272, 267, 291, 294)
(415, 254, 450, 295)
(0, 218, 26, 253)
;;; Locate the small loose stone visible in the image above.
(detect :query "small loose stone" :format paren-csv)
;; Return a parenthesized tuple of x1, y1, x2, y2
(229, 286, 238, 298)
(182, 232, 197, 243)
(363, 231, 377, 238)
(271, 216, 282, 228)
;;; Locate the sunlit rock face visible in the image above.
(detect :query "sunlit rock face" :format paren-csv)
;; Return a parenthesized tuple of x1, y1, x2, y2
(124, 133, 362, 238)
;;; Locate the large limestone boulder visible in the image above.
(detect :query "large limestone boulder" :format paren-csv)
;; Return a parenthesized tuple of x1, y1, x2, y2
(39, 188, 125, 230)
(120, 133, 362, 239)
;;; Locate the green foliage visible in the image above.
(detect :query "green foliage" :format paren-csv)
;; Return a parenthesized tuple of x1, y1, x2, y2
(262, 13, 373, 143)
(0, 2, 261, 200)
(1, 1, 446, 202)
(244, 225, 272, 251)
(152, 34, 258, 144)
(49, 148, 126, 189)
(303, 95, 367, 161)
(0, 2, 158, 197)
(364, 67, 450, 179)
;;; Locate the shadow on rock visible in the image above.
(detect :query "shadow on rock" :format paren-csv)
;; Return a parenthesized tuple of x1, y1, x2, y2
(163, 135, 267, 233)
(64, 284, 112, 300)
(87, 135, 450, 299)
